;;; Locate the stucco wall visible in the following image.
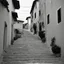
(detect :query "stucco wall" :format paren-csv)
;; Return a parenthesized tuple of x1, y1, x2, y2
(0, 3, 9, 57)
(46, 0, 52, 49)
(0, 0, 15, 58)
(46, 0, 64, 59)
(32, 1, 39, 34)
(7, 0, 15, 45)
(39, 0, 45, 23)
(39, 0, 46, 31)
(27, 18, 31, 31)
(33, 2, 39, 23)
(60, 0, 64, 60)
(14, 22, 23, 30)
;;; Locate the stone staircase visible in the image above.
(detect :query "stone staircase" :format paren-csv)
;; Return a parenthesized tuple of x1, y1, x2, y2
(1, 31, 62, 64)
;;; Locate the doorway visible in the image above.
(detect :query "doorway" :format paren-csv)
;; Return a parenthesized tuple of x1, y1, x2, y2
(3, 22, 7, 51)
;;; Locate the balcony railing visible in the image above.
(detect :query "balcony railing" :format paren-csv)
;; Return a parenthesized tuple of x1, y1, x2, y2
(12, 0, 20, 9)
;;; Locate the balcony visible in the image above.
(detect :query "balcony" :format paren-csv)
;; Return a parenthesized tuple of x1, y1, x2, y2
(0, 0, 9, 8)
(12, 11, 18, 21)
(12, 0, 20, 9)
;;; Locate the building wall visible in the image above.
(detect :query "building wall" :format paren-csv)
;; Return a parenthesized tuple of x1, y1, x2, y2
(30, 13, 34, 32)
(14, 22, 23, 37)
(0, 3, 9, 58)
(61, 0, 64, 60)
(46, 0, 52, 49)
(25, 24, 28, 29)
(46, 0, 64, 59)
(27, 18, 31, 31)
(32, 1, 39, 34)
(39, 0, 46, 31)
(0, 0, 15, 60)
(7, 0, 15, 45)
(14, 22, 23, 30)
(39, 0, 44, 23)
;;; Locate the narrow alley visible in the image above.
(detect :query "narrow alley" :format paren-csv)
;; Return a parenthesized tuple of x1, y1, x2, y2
(1, 0, 64, 64)
(1, 30, 62, 64)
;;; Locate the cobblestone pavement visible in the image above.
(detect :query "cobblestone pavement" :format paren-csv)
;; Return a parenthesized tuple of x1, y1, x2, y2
(1, 30, 63, 64)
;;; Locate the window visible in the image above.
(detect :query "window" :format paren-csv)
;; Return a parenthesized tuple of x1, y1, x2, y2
(39, 10, 41, 16)
(3, 22, 7, 50)
(47, 14, 50, 24)
(57, 8, 61, 23)
(35, 13, 36, 18)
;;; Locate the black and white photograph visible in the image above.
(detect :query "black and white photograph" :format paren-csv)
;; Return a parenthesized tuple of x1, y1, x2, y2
(0, 0, 64, 64)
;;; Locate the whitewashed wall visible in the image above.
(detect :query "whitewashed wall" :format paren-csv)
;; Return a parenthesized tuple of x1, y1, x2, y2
(7, 0, 15, 45)
(46, 0, 64, 60)
(32, 1, 39, 34)
(0, 0, 15, 59)
(0, 3, 9, 58)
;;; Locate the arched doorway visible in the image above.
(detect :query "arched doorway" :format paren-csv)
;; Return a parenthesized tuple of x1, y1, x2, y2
(3, 22, 7, 51)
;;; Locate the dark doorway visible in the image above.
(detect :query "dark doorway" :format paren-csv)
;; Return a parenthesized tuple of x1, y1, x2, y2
(33, 23, 37, 34)
(39, 22, 42, 31)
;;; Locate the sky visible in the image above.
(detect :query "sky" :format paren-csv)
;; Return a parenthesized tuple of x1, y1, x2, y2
(15, 0, 34, 23)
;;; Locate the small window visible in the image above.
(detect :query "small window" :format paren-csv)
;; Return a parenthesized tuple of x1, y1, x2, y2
(35, 13, 36, 18)
(57, 8, 61, 23)
(47, 14, 50, 24)
(39, 10, 41, 16)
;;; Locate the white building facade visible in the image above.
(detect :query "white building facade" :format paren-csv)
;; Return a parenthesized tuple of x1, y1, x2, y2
(0, 0, 20, 62)
(26, 16, 31, 31)
(39, 0, 46, 31)
(0, 1, 9, 60)
(14, 20, 24, 31)
(45, 0, 64, 61)
(30, 0, 39, 34)
(30, 0, 64, 61)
